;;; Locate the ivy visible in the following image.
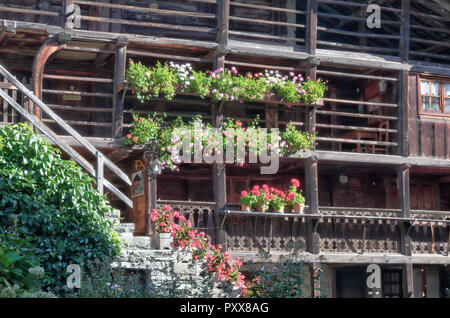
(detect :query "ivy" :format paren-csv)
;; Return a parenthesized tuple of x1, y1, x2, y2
(0, 124, 121, 292)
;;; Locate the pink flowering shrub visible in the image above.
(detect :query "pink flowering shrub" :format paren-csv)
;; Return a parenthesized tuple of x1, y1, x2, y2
(150, 205, 175, 233)
(150, 205, 250, 294)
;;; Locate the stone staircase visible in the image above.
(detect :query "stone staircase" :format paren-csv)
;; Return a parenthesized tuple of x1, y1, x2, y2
(106, 210, 240, 298)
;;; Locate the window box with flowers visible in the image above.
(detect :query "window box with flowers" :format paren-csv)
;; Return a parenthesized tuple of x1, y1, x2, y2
(238, 181, 304, 214)
(124, 112, 316, 172)
(125, 60, 326, 107)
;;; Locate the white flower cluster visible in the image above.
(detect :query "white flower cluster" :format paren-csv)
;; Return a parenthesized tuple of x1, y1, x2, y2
(169, 62, 194, 88)
(263, 70, 306, 94)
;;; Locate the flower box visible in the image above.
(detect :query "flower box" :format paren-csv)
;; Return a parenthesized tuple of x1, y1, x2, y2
(154, 232, 173, 250)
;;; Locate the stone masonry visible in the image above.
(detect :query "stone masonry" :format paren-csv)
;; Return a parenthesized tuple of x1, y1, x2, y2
(106, 210, 241, 298)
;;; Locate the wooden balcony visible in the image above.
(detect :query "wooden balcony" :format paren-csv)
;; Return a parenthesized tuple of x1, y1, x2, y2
(0, 0, 448, 67)
(153, 200, 450, 262)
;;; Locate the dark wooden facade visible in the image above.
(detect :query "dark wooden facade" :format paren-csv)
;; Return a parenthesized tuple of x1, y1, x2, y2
(0, 0, 449, 297)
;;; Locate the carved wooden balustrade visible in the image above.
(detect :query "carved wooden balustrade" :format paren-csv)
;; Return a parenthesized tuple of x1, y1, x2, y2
(318, 207, 403, 254)
(156, 200, 216, 241)
(410, 210, 450, 256)
(219, 206, 310, 255)
(218, 206, 450, 257)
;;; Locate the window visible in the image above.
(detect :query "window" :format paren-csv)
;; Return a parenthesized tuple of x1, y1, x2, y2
(382, 269, 402, 298)
(419, 76, 450, 116)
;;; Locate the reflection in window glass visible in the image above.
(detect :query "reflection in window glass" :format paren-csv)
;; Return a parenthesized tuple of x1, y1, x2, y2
(420, 81, 429, 95)
(422, 96, 429, 110)
(431, 81, 439, 96)
(445, 99, 450, 113)
(432, 97, 440, 111)
(445, 83, 450, 97)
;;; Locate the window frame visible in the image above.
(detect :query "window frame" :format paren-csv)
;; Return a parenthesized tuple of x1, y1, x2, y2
(417, 75, 450, 118)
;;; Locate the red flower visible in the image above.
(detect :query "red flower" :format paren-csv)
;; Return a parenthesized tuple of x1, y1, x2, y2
(262, 184, 269, 191)
(235, 121, 243, 127)
(291, 178, 300, 188)
(149, 118, 153, 122)
(240, 190, 248, 197)
(133, 136, 138, 142)
(129, 60, 134, 65)
(252, 185, 260, 191)
(126, 134, 131, 139)
(139, 118, 143, 122)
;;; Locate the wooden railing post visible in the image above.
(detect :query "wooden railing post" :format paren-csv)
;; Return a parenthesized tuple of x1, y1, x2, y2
(113, 36, 128, 139)
(96, 151, 104, 195)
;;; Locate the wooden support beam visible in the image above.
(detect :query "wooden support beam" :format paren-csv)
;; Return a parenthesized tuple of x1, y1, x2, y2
(144, 147, 157, 237)
(306, 0, 318, 56)
(400, 0, 410, 62)
(397, 70, 409, 156)
(112, 36, 127, 139)
(397, 163, 413, 298)
(215, 0, 230, 69)
(31, 37, 68, 119)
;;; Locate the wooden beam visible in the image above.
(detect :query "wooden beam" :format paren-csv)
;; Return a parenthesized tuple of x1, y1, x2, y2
(112, 36, 127, 139)
(306, 0, 318, 56)
(31, 38, 68, 119)
(397, 70, 409, 156)
(400, 0, 411, 62)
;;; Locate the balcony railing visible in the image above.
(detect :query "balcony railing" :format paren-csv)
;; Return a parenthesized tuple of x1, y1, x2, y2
(0, 0, 448, 65)
(218, 206, 450, 256)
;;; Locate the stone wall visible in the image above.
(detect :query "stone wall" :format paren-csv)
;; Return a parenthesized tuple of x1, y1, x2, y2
(108, 210, 241, 298)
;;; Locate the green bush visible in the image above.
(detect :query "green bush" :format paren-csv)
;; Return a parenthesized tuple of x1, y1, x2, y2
(0, 124, 121, 292)
(0, 233, 41, 288)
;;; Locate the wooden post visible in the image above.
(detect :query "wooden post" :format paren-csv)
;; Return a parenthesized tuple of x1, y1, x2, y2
(305, 156, 319, 216)
(397, 70, 409, 157)
(305, 0, 318, 149)
(212, 2, 229, 244)
(144, 147, 157, 237)
(215, 0, 230, 68)
(400, 0, 410, 62)
(96, 151, 104, 195)
(397, 163, 413, 298)
(306, 0, 318, 56)
(64, 0, 80, 29)
(113, 36, 128, 139)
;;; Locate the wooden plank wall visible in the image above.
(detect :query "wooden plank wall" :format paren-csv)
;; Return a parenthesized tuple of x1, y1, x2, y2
(408, 73, 450, 159)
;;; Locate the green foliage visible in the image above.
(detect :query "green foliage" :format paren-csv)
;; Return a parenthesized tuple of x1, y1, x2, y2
(301, 79, 327, 105)
(0, 234, 41, 288)
(0, 124, 121, 291)
(245, 260, 311, 298)
(126, 60, 178, 102)
(281, 122, 316, 154)
(126, 60, 326, 104)
(125, 113, 315, 172)
(68, 258, 147, 298)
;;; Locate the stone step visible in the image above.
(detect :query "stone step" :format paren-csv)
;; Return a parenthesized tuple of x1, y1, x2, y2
(105, 209, 121, 219)
(117, 222, 135, 235)
(121, 236, 151, 249)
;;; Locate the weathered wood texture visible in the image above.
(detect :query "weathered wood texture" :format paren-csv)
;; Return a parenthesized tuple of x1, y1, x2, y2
(408, 74, 450, 159)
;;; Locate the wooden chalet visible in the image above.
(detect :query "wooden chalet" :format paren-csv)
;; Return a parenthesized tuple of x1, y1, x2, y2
(0, 0, 449, 297)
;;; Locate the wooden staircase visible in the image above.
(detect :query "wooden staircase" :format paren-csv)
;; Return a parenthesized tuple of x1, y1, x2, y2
(0, 63, 133, 209)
